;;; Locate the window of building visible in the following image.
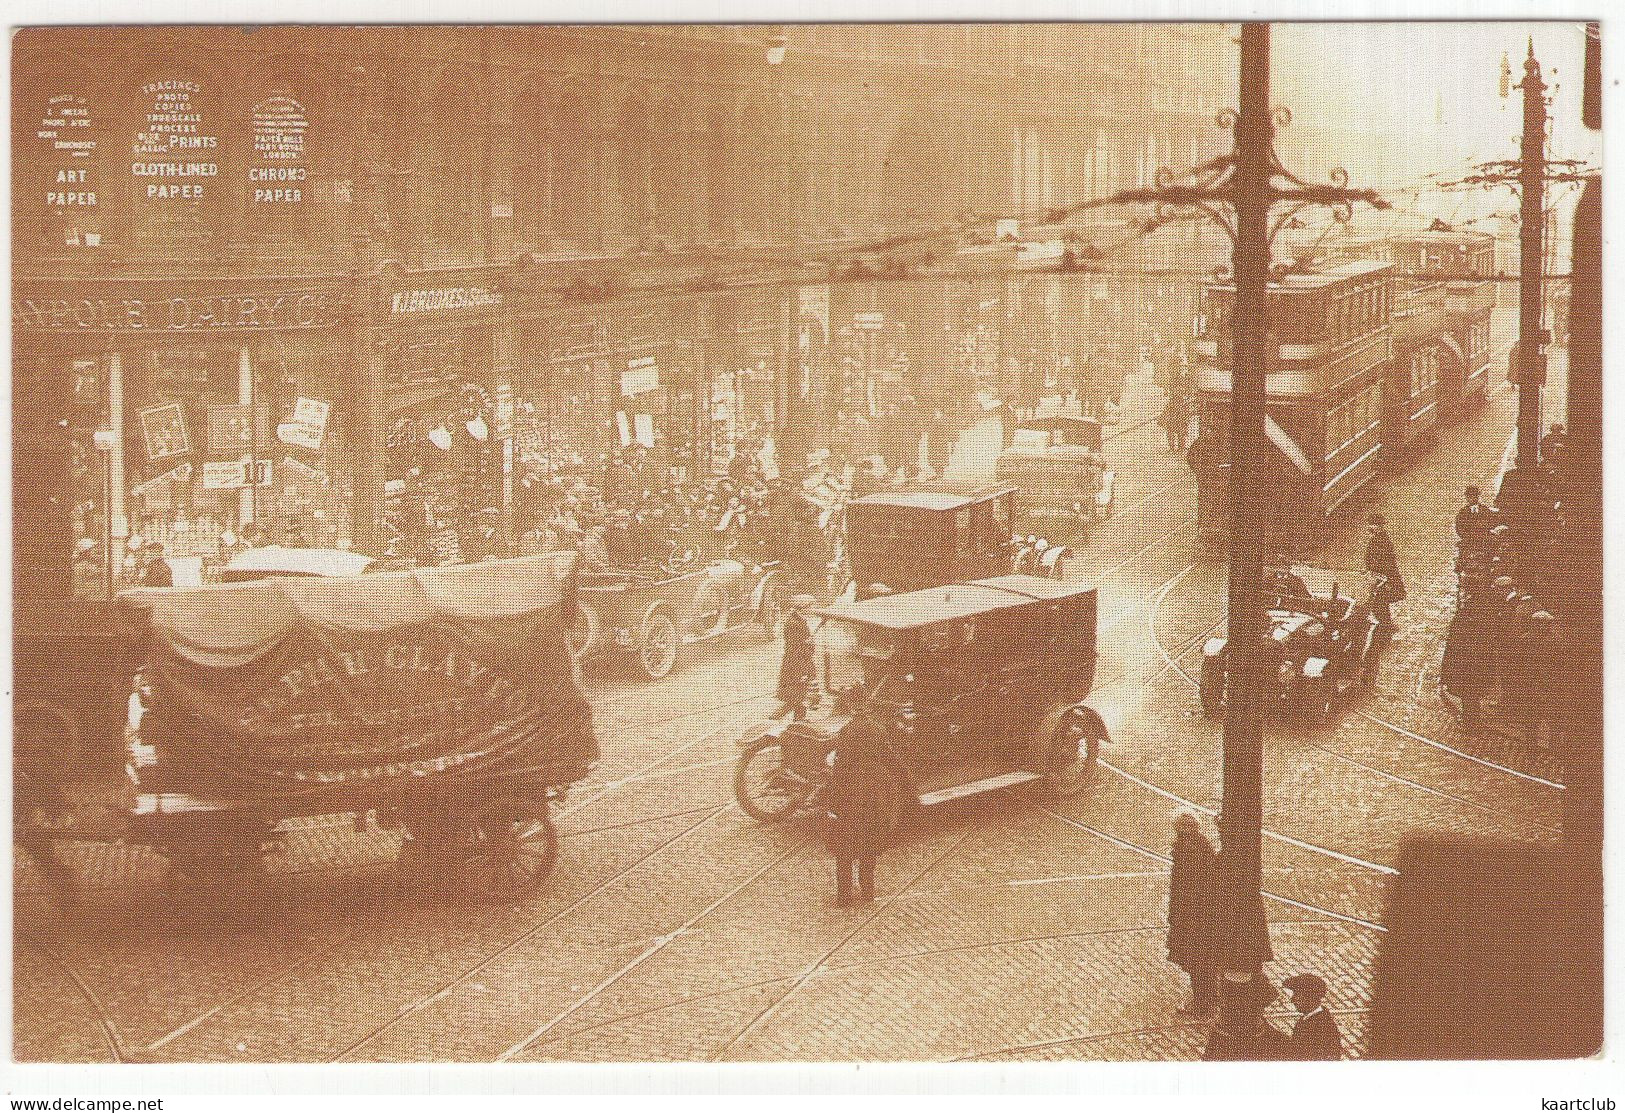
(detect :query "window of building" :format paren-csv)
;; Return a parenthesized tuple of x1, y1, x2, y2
(512, 86, 554, 251)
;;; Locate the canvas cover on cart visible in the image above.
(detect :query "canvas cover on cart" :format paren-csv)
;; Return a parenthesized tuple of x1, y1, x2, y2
(117, 552, 597, 795)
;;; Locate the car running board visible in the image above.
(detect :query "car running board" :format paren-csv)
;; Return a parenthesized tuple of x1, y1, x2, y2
(919, 770, 1043, 806)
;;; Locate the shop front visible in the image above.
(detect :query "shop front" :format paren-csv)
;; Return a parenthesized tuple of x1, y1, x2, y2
(372, 271, 509, 564)
(705, 292, 788, 477)
(13, 277, 351, 601)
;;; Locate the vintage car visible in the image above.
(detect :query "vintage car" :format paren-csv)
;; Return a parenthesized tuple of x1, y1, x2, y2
(16, 553, 597, 903)
(1198, 564, 1384, 721)
(993, 415, 1115, 541)
(842, 482, 1067, 601)
(568, 556, 783, 680)
(733, 574, 1109, 826)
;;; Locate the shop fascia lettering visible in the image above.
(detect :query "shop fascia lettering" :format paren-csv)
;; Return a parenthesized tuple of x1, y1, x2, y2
(13, 291, 338, 332)
(390, 286, 504, 315)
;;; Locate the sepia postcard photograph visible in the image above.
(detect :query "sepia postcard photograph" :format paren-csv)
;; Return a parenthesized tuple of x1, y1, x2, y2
(7, 2, 1614, 1102)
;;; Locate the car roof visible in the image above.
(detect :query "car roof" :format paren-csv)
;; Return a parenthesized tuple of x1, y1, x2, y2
(1014, 414, 1101, 433)
(814, 574, 1095, 631)
(222, 546, 376, 578)
(850, 481, 1017, 513)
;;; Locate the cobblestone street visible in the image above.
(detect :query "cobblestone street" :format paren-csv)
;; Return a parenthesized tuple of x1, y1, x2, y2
(14, 312, 1567, 1064)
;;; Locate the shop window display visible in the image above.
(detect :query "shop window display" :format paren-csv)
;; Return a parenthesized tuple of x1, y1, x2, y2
(51, 345, 354, 598)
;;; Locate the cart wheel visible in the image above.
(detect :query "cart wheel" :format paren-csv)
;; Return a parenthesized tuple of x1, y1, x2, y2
(1043, 717, 1101, 798)
(734, 738, 817, 823)
(460, 796, 557, 902)
(1199, 654, 1227, 720)
(638, 610, 680, 680)
(14, 700, 83, 781)
(567, 604, 600, 662)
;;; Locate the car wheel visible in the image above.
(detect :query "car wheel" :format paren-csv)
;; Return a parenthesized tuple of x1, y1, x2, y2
(638, 610, 680, 680)
(566, 604, 599, 661)
(734, 739, 816, 823)
(460, 796, 557, 903)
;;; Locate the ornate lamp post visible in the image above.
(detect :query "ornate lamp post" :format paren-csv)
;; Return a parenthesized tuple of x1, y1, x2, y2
(1102, 21, 1388, 1054)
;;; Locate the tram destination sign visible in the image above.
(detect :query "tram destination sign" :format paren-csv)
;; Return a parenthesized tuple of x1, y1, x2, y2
(13, 289, 341, 333)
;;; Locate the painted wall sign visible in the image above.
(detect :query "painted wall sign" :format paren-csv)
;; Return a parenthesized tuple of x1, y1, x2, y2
(389, 286, 503, 315)
(621, 356, 659, 397)
(39, 94, 98, 208)
(249, 94, 309, 204)
(12, 290, 339, 333)
(131, 79, 218, 202)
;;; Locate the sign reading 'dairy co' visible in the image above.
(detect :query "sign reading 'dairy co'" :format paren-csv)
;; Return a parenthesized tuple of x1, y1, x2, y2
(12, 290, 339, 333)
(250, 95, 309, 204)
(39, 94, 97, 208)
(131, 80, 218, 203)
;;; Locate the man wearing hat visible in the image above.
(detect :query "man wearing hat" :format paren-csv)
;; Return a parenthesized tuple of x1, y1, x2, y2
(771, 594, 819, 721)
(1454, 485, 1498, 555)
(1282, 973, 1343, 1060)
(137, 541, 173, 587)
(1363, 513, 1406, 630)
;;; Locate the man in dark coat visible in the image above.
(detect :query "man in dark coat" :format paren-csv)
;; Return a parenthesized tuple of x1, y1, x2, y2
(771, 595, 818, 720)
(1202, 976, 1291, 1060)
(1282, 973, 1344, 1060)
(1440, 591, 1495, 727)
(1167, 812, 1221, 1015)
(1454, 485, 1498, 553)
(138, 543, 173, 587)
(1159, 391, 1190, 453)
(1363, 513, 1407, 629)
(824, 720, 893, 907)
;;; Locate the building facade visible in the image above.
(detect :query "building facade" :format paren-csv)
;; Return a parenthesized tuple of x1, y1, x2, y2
(13, 23, 1234, 611)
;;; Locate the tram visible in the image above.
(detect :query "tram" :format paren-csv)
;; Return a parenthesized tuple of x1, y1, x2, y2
(1187, 260, 1395, 547)
(1370, 229, 1497, 423)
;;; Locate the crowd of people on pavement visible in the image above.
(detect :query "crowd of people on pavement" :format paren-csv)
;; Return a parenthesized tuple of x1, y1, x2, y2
(1438, 423, 1571, 746)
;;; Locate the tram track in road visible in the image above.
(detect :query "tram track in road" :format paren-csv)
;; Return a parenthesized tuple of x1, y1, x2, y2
(951, 1005, 1372, 1062)
(18, 933, 134, 1063)
(320, 802, 739, 1063)
(496, 834, 814, 1061)
(1141, 521, 1564, 837)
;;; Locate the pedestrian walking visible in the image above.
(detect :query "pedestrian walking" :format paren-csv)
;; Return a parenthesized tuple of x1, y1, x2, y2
(926, 407, 954, 478)
(1454, 485, 1498, 554)
(824, 720, 893, 907)
(1167, 812, 1221, 1016)
(1282, 973, 1344, 1060)
(1363, 513, 1407, 629)
(771, 594, 818, 720)
(1159, 391, 1191, 453)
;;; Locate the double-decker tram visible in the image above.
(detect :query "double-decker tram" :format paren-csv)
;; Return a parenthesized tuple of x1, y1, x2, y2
(1187, 260, 1395, 547)
(1347, 229, 1497, 425)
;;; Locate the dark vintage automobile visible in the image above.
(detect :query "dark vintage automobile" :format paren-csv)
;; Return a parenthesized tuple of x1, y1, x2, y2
(843, 482, 1067, 601)
(993, 415, 1115, 541)
(733, 574, 1109, 827)
(1198, 564, 1384, 721)
(568, 556, 784, 680)
(17, 553, 597, 903)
